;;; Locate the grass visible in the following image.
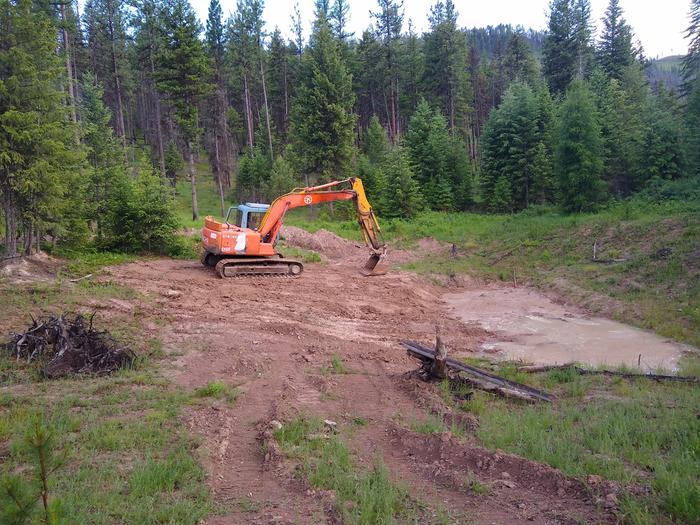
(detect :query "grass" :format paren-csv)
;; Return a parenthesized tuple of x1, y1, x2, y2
(408, 413, 446, 434)
(0, 367, 212, 524)
(445, 370, 700, 524)
(274, 416, 416, 524)
(193, 380, 240, 404)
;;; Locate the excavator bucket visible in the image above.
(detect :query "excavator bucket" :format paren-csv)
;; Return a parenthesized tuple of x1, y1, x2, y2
(361, 252, 388, 276)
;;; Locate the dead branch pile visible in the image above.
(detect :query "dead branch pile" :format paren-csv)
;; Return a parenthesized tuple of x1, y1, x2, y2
(4, 314, 136, 378)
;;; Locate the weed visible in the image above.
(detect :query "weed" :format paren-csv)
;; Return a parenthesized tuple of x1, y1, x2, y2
(193, 380, 240, 404)
(352, 416, 368, 426)
(330, 353, 348, 374)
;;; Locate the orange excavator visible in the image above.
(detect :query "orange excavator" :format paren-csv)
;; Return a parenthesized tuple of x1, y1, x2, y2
(201, 177, 386, 278)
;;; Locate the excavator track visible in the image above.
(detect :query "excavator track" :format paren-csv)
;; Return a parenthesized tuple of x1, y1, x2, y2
(213, 258, 304, 278)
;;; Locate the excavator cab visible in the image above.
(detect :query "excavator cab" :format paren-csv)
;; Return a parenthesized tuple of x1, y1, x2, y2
(225, 203, 269, 230)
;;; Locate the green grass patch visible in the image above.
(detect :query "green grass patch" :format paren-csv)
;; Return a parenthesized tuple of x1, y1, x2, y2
(408, 413, 446, 434)
(0, 367, 212, 524)
(470, 376, 700, 524)
(193, 380, 240, 404)
(274, 416, 417, 523)
(276, 242, 322, 263)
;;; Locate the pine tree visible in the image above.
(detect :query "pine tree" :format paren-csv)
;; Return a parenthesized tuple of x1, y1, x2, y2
(597, 0, 634, 81)
(364, 116, 389, 166)
(682, 0, 700, 94)
(329, 0, 352, 42)
(288, 13, 356, 183)
(371, 0, 404, 141)
(382, 147, 424, 218)
(554, 81, 606, 212)
(422, 0, 470, 133)
(543, 0, 577, 94)
(356, 155, 387, 208)
(641, 87, 684, 183)
(500, 31, 539, 87)
(354, 30, 385, 131)
(264, 157, 298, 201)
(156, 0, 212, 220)
(399, 20, 424, 117)
(572, 0, 594, 78)
(83, 0, 131, 147)
(1, 0, 84, 255)
(686, 75, 700, 176)
(481, 82, 550, 211)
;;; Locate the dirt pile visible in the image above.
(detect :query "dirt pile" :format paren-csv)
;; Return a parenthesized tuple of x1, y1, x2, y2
(281, 225, 363, 260)
(0, 253, 60, 283)
(281, 225, 450, 264)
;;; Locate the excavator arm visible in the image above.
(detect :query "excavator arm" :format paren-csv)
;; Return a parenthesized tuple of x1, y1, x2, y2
(258, 177, 386, 274)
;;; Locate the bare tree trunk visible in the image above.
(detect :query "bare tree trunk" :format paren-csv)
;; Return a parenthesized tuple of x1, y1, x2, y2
(214, 135, 225, 216)
(260, 59, 274, 161)
(150, 54, 165, 173)
(243, 73, 254, 150)
(188, 142, 199, 221)
(2, 189, 18, 257)
(60, 4, 78, 130)
(23, 220, 35, 256)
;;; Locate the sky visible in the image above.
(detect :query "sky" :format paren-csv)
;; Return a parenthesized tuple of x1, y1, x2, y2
(188, 0, 692, 59)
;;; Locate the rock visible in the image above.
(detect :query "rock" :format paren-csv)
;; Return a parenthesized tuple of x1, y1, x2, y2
(587, 474, 603, 485)
(163, 289, 181, 298)
(269, 420, 283, 430)
(501, 471, 511, 479)
(324, 419, 337, 430)
(495, 479, 516, 489)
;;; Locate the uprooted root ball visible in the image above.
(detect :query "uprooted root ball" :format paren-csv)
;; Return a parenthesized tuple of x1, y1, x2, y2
(4, 314, 136, 378)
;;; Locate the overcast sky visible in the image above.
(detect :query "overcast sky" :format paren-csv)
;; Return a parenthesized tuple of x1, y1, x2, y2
(188, 0, 692, 59)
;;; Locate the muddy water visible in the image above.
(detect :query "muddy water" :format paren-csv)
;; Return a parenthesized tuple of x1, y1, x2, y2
(444, 286, 690, 372)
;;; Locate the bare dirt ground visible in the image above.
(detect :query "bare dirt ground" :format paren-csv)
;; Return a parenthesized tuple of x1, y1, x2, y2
(100, 231, 619, 525)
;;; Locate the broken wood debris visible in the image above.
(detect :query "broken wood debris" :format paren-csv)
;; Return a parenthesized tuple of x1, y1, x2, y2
(402, 340, 553, 403)
(517, 363, 698, 383)
(4, 314, 136, 378)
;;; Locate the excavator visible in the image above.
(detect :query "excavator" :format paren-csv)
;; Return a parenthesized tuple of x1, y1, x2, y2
(201, 177, 386, 278)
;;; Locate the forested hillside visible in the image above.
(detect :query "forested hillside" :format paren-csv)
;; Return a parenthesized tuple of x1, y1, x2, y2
(1, 0, 700, 258)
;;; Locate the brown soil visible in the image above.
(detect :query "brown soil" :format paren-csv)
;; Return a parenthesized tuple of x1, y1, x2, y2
(99, 238, 616, 524)
(0, 252, 61, 284)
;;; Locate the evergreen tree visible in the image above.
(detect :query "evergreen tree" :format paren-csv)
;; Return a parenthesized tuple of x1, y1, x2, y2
(641, 88, 684, 183)
(543, 0, 577, 94)
(83, 0, 131, 146)
(422, 0, 470, 133)
(356, 155, 387, 208)
(371, 0, 404, 141)
(264, 156, 298, 201)
(329, 0, 352, 42)
(399, 20, 424, 117)
(686, 75, 700, 176)
(554, 81, 606, 212)
(597, 0, 634, 81)
(354, 30, 385, 131)
(682, 0, 700, 94)
(481, 81, 549, 211)
(382, 147, 424, 218)
(500, 31, 539, 87)
(156, 0, 212, 220)
(572, 0, 594, 78)
(1, 0, 83, 255)
(363, 116, 390, 165)
(288, 13, 356, 183)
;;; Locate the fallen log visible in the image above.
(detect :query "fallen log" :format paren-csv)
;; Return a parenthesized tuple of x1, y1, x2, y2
(517, 363, 698, 383)
(402, 341, 553, 403)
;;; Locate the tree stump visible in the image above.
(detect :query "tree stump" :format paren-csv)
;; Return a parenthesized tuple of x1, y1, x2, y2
(430, 326, 447, 379)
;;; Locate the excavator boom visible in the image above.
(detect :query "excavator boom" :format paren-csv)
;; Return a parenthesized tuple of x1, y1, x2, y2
(201, 177, 386, 278)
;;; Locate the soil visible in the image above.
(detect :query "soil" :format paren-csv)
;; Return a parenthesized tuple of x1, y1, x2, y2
(0, 252, 60, 284)
(96, 228, 619, 524)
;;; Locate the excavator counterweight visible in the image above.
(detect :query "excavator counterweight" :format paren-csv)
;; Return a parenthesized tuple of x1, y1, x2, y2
(201, 177, 386, 278)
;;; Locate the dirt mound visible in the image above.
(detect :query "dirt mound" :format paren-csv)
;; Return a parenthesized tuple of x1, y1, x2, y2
(281, 225, 363, 260)
(0, 253, 60, 283)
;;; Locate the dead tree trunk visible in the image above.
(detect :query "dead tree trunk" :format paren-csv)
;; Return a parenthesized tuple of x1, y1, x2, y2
(430, 326, 447, 379)
(187, 142, 199, 221)
(60, 3, 78, 132)
(243, 72, 254, 151)
(260, 59, 274, 162)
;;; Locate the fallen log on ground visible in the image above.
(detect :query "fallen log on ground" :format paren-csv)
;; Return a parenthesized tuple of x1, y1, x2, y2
(4, 314, 136, 378)
(402, 341, 553, 403)
(517, 363, 698, 383)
